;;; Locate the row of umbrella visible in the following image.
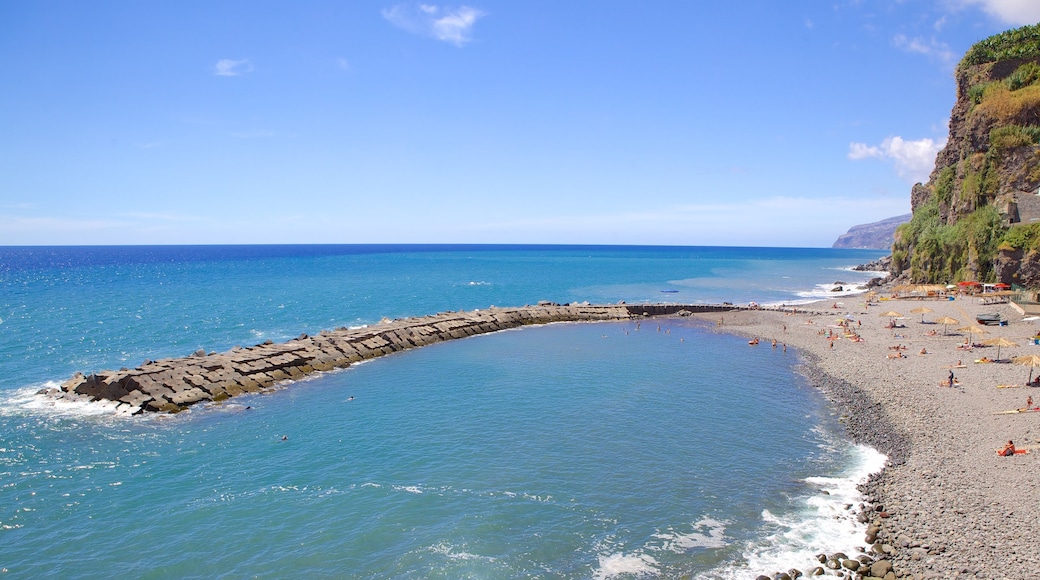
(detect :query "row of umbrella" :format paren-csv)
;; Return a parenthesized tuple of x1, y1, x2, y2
(879, 308, 960, 334)
(876, 309, 1040, 382)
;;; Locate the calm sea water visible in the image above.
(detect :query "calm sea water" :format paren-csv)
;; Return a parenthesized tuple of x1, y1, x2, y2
(0, 245, 887, 578)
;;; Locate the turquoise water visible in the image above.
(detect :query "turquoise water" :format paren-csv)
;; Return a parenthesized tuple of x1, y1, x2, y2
(0, 245, 887, 578)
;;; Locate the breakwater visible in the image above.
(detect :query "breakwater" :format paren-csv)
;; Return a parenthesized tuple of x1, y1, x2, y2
(45, 303, 746, 414)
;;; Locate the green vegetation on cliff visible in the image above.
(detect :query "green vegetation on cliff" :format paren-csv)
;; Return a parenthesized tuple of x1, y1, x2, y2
(960, 24, 1040, 67)
(893, 24, 1040, 285)
(893, 204, 1003, 283)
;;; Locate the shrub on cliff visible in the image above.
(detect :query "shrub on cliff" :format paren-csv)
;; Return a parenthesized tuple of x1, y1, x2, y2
(961, 24, 1040, 68)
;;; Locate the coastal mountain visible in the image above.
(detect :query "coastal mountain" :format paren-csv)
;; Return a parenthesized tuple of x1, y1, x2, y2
(832, 214, 911, 249)
(891, 24, 1040, 287)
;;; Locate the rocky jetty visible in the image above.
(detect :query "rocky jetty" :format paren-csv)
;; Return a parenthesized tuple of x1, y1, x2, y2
(44, 302, 740, 414)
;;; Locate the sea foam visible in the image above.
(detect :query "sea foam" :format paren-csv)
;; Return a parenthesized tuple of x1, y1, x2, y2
(709, 444, 887, 579)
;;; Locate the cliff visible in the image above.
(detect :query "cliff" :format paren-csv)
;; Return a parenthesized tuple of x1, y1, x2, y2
(833, 214, 911, 249)
(891, 24, 1040, 287)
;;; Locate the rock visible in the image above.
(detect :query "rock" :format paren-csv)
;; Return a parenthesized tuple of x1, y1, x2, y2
(869, 559, 893, 577)
(841, 559, 860, 571)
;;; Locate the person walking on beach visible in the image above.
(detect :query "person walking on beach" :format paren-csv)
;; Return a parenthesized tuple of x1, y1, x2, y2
(948, 370, 955, 388)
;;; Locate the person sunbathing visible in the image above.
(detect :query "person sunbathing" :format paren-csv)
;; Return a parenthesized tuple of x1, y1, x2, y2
(998, 440, 1017, 457)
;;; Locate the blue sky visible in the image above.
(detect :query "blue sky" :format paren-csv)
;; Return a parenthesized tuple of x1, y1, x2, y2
(2, 1, 1039, 247)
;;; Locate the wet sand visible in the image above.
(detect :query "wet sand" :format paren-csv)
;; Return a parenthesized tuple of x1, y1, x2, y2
(701, 295, 1040, 579)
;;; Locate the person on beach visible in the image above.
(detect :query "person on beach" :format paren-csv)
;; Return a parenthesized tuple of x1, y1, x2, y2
(948, 370, 955, 388)
(999, 440, 1016, 457)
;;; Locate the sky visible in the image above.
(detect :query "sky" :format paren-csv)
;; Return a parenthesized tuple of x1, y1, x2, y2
(2, 1, 1040, 248)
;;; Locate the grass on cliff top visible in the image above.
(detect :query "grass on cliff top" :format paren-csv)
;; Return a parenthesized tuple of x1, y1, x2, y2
(961, 24, 1040, 68)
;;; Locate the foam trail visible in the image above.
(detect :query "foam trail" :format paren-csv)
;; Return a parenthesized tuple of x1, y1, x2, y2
(592, 553, 659, 580)
(1, 382, 131, 419)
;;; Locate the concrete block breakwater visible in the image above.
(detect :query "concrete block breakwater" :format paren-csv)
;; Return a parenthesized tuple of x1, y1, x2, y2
(46, 303, 746, 414)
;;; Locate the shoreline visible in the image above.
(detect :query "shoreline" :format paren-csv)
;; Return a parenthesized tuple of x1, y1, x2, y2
(702, 293, 1040, 578)
(37, 285, 1035, 577)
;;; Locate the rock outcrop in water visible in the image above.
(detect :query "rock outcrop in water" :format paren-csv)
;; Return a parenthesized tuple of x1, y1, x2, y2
(45, 303, 744, 414)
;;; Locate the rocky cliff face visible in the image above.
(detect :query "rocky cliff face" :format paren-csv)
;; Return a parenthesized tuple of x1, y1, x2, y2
(833, 214, 911, 249)
(892, 25, 1040, 286)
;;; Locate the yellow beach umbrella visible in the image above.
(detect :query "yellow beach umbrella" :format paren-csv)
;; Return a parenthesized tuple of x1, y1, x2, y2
(910, 306, 933, 323)
(1013, 354, 1040, 384)
(957, 324, 988, 345)
(934, 316, 959, 335)
(982, 337, 1018, 361)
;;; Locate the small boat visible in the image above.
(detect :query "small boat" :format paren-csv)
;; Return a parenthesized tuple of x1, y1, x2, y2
(976, 313, 1006, 326)
(660, 289, 679, 293)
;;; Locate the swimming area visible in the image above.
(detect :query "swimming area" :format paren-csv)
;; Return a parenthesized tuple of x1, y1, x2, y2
(0, 244, 888, 578)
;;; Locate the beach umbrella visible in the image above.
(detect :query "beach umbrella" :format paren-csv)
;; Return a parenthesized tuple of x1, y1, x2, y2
(1013, 354, 1040, 384)
(957, 324, 988, 345)
(879, 310, 903, 328)
(958, 281, 982, 294)
(910, 306, 933, 323)
(982, 337, 1018, 361)
(934, 316, 959, 335)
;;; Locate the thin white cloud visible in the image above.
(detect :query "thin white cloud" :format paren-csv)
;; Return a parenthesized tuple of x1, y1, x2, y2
(382, 3, 485, 46)
(336, 57, 350, 71)
(958, 0, 1040, 25)
(848, 135, 947, 183)
(892, 34, 956, 66)
(213, 58, 253, 77)
(442, 196, 908, 247)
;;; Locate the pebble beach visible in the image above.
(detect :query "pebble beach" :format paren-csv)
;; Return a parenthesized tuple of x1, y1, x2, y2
(704, 293, 1040, 579)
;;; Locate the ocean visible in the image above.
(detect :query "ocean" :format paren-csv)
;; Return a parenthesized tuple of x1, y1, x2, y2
(0, 244, 888, 578)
